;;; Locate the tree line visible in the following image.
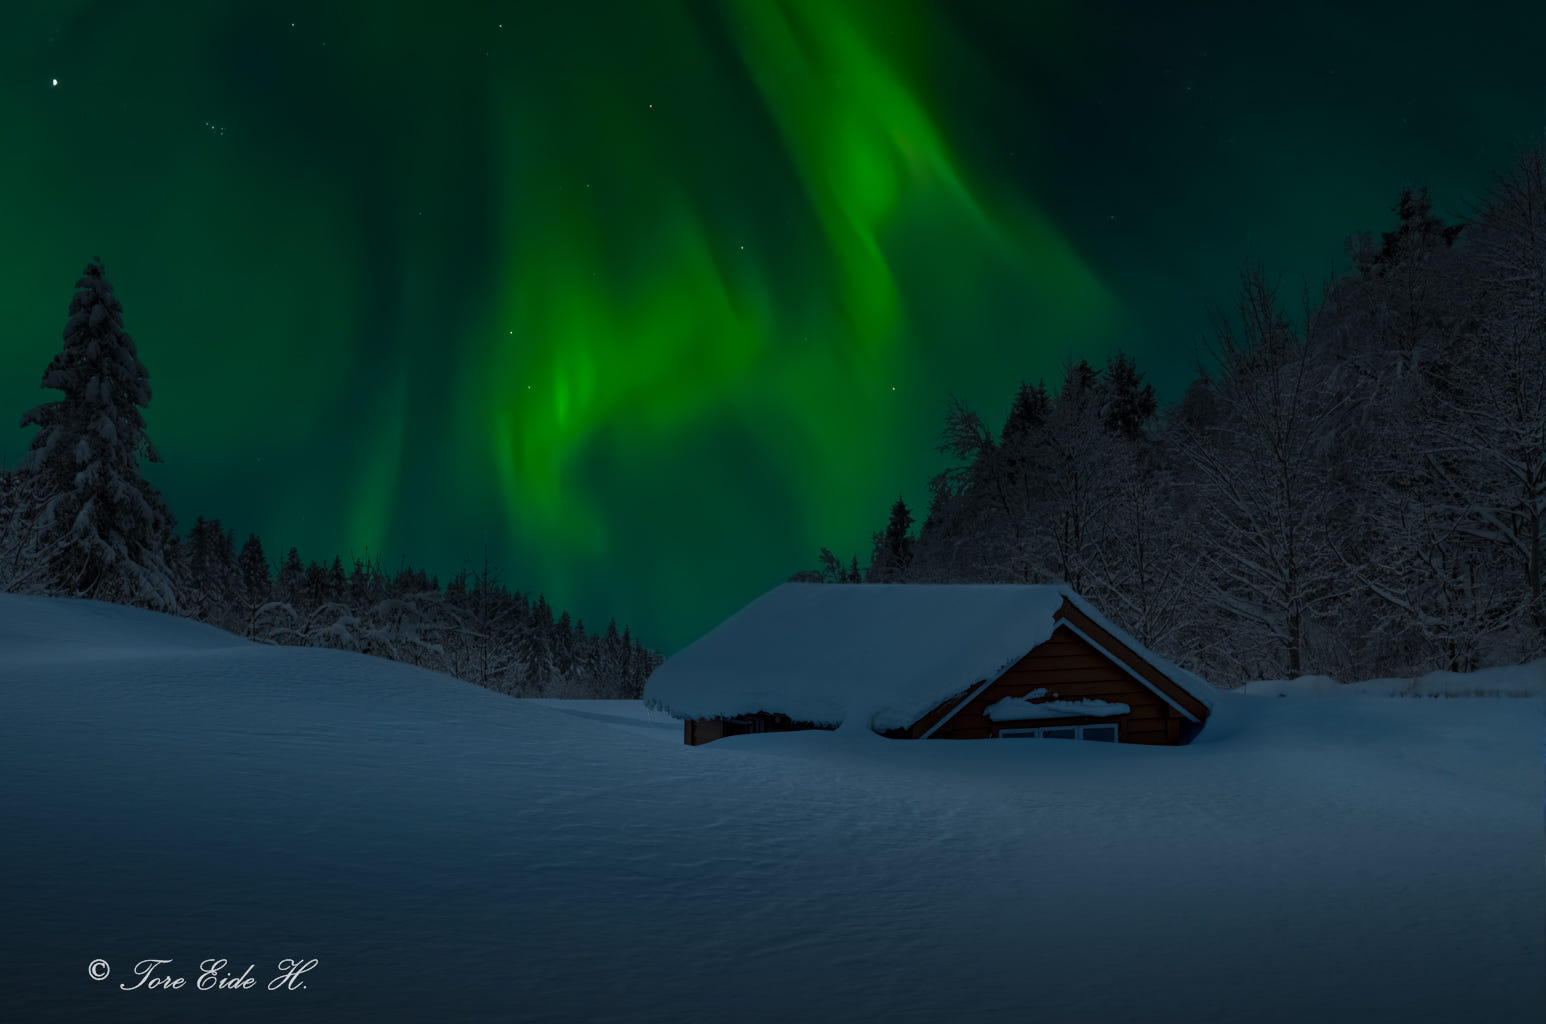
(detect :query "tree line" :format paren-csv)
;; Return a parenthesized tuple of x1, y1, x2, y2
(0, 258, 660, 698)
(803, 140, 1546, 686)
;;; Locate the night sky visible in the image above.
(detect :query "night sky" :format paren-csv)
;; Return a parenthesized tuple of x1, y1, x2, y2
(5, 1, 1545, 654)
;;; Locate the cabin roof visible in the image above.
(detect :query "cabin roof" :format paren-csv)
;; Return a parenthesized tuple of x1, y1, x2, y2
(644, 583, 1214, 732)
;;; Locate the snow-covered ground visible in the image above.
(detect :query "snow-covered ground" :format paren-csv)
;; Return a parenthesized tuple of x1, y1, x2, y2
(1242, 661, 1546, 698)
(1, 594, 1541, 1023)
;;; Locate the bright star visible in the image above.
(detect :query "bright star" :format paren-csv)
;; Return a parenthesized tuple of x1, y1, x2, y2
(51, 78, 57, 87)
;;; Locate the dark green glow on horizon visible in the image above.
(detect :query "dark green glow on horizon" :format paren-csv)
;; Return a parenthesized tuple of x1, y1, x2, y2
(2, 1, 1543, 652)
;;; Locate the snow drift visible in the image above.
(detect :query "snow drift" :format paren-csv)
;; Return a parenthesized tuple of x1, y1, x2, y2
(1, 594, 1540, 1023)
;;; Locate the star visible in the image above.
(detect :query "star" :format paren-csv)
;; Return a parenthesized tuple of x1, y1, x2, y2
(51, 78, 57, 87)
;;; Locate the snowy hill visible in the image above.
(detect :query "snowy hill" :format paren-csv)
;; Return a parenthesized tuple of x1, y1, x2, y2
(1, 594, 1541, 1023)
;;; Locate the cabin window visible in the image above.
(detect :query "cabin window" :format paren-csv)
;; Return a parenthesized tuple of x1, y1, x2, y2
(1000, 724, 1119, 742)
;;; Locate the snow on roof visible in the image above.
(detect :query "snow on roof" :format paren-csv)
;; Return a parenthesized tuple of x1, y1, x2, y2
(985, 692, 1130, 721)
(644, 583, 1214, 732)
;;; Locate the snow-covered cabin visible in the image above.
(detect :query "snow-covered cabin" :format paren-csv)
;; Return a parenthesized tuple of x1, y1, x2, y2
(645, 583, 1215, 746)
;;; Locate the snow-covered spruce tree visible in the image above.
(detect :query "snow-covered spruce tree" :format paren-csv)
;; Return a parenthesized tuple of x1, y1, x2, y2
(0, 466, 46, 591)
(549, 610, 578, 694)
(1099, 351, 1159, 442)
(595, 618, 627, 692)
(236, 533, 270, 637)
(16, 259, 178, 610)
(182, 516, 241, 630)
(519, 595, 558, 695)
(274, 547, 305, 607)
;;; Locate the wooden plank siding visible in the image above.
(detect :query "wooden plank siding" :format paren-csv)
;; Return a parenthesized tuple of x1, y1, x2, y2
(1055, 599, 1210, 722)
(925, 624, 1184, 745)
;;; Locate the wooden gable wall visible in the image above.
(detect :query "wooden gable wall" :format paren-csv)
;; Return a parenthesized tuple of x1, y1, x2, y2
(916, 625, 1186, 744)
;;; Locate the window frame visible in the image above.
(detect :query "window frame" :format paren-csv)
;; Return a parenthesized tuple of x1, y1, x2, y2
(999, 723, 1120, 742)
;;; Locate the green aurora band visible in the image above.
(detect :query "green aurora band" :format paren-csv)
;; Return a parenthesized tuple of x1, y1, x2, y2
(3, 1, 1542, 651)
(479, 0, 1115, 562)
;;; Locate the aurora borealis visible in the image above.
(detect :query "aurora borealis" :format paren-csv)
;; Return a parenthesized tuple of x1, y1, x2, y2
(4, 2, 1545, 653)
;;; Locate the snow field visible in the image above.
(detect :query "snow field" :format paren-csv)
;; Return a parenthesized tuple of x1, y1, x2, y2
(1, 595, 1541, 1023)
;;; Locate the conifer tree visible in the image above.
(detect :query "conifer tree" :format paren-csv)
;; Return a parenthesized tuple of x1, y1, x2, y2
(1099, 352, 1159, 440)
(0, 468, 27, 588)
(600, 618, 623, 685)
(1059, 359, 1100, 401)
(16, 259, 177, 609)
(184, 516, 239, 626)
(237, 534, 270, 635)
(620, 626, 636, 687)
(326, 556, 347, 602)
(867, 497, 915, 582)
(302, 559, 330, 611)
(1353, 186, 1464, 278)
(554, 610, 576, 686)
(521, 595, 557, 693)
(275, 547, 304, 606)
(1000, 381, 1050, 446)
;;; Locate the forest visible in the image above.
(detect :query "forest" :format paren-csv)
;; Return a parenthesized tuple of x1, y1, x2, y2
(812, 142, 1545, 685)
(5, 140, 1542, 691)
(0, 261, 661, 699)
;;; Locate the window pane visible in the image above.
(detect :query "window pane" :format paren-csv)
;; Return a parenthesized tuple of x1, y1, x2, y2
(1042, 728, 1076, 739)
(1082, 725, 1117, 742)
